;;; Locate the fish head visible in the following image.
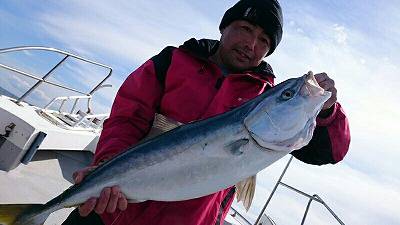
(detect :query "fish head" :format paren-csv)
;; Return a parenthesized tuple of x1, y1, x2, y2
(244, 71, 331, 152)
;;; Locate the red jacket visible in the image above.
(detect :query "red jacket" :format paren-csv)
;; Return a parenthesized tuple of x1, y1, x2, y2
(94, 39, 350, 225)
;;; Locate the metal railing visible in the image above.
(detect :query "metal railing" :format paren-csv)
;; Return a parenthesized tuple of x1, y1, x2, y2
(44, 95, 92, 113)
(0, 46, 113, 105)
(229, 207, 253, 225)
(254, 156, 345, 225)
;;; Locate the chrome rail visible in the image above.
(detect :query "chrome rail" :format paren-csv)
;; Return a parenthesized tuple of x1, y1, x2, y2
(0, 63, 87, 96)
(44, 95, 92, 113)
(0, 46, 112, 104)
(254, 156, 345, 225)
(229, 207, 253, 225)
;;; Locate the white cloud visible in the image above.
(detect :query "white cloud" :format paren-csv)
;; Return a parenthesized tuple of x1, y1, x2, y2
(36, 0, 219, 64)
(333, 24, 348, 44)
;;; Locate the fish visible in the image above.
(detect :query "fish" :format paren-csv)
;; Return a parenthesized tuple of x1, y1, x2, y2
(0, 71, 331, 225)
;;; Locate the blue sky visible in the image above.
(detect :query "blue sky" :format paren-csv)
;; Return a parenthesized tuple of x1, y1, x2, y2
(1, 1, 399, 224)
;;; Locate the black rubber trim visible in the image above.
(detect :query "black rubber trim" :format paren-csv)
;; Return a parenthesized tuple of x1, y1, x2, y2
(151, 46, 176, 85)
(215, 187, 236, 225)
(0, 136, 5, 147)
(21, 131, 47, 164)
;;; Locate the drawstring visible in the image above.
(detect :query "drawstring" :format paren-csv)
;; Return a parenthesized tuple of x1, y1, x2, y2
(198, 64, 206, 74)
(110, 211, 123, 225)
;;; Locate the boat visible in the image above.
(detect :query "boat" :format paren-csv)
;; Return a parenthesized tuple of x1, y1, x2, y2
(0, 46, 345, 225)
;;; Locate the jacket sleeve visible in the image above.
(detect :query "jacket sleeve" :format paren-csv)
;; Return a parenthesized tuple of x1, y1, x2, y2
(92, 60, 163, 165)
(291, 102, 351, 165)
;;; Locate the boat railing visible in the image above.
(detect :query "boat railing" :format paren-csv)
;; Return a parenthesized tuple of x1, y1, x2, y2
(44, 95, 92, 113)
(0, 46, 113, 105)
(229, 207, 253, 225)
(254, 156, 345, 225)
(40, 95, 109, 129)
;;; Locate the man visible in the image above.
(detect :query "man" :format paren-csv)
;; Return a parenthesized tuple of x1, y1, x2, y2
(64, 0, 350, 224)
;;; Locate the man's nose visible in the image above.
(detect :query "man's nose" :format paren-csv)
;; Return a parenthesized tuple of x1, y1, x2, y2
(244, 35, 257, 51)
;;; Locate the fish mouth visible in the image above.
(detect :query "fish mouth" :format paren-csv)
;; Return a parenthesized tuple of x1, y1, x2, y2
(301, 71, 326, 97)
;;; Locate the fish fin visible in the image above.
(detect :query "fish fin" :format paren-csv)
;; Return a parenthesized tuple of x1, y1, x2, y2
(141, 113, 183, 142)
(152, 113, 183, 132)
(0, 204, 48, 225)
(224, 139, 249, 156)
(127, 199, 146, 203)
(235, 175, 256, 211)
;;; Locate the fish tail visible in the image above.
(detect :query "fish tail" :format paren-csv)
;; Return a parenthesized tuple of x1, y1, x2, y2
(0, 204, 49, 225)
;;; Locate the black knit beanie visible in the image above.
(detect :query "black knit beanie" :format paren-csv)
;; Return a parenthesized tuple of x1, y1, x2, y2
(219, 0, 283, 56)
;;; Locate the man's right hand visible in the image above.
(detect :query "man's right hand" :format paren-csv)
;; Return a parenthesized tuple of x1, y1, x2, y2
(73, 166, 128, 216)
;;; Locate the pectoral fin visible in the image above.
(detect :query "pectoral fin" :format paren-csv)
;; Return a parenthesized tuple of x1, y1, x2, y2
(224, 139, 249, 155)
(235, 175, 256, 211)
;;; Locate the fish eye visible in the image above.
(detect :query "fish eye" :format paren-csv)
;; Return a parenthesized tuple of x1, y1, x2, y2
(281, 89, 295, 100)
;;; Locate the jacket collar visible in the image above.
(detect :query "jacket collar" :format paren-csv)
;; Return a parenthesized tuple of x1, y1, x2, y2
(179, 38, 275, 78)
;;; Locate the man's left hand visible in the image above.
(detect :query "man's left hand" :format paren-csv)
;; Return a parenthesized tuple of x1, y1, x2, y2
(315, 72, 337, 110)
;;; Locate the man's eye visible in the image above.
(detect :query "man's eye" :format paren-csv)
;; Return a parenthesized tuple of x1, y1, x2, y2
(241, 26, 252, 32)
(261, 38, 269, 44)
(258, 38, 267, 45)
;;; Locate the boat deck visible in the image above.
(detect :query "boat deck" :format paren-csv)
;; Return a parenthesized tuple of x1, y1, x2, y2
(0, 150, 92, 224)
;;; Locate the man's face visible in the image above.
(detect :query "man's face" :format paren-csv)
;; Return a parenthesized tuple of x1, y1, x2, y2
(216, 20, 271, 72)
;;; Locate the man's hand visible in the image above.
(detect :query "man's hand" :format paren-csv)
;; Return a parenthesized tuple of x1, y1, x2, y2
(315, 72, 337, 110)
(73, 166, 128, 216)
